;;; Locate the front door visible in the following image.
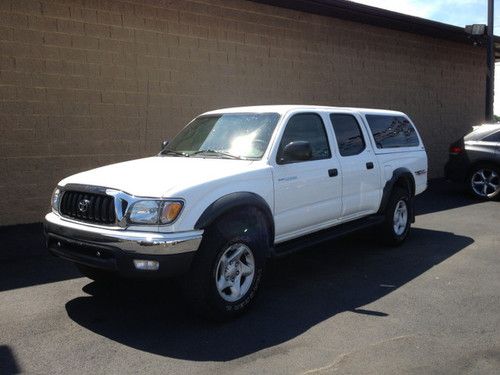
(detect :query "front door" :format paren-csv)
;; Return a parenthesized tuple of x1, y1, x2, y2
(272, 112, 342, 242)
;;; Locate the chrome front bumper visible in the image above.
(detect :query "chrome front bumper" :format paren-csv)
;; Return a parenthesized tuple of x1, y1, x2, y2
(44, 212, 203, 255)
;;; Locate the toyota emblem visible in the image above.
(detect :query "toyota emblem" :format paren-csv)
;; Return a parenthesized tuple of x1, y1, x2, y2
(78, 199, 91, 213)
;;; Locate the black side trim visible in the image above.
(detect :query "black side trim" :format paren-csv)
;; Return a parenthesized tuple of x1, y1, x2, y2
(378, 168, 416, 222)
(274, 214, 384, 257)
(194, 192, 275, 245)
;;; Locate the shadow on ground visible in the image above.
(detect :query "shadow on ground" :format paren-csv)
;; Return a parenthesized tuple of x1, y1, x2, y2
(415, 179, 479, 216)
(65, 227, 473, 362)
(0, 345, 21, 375)
(0, 223, 80, 292)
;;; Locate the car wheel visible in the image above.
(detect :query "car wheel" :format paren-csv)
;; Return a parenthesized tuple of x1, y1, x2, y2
(76, 264, 116, 282)
(381, 187, 411, 246)
(468, 164, 500, 200)
(180, 207, 269, 321)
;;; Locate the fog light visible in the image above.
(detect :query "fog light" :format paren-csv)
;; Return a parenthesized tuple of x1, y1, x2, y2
(133, 260, 159, 271)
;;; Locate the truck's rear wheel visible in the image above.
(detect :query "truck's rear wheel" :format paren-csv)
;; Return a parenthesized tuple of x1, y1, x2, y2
(180, 208, 269, 321)
(381, 187, 411, 246)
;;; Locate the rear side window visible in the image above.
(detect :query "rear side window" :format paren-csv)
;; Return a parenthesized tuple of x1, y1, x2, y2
(465, 127, 499, 141)
(277, 113, 331, 163)
(483, 131, 500, 142)
(330, 114, 366, 156)
(365, 115, 420, 149)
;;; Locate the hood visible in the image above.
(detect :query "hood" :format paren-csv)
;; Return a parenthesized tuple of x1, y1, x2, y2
(59, 156, 256, 197)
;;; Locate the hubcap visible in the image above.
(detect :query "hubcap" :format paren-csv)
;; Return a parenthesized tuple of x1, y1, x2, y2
(215, 243, 255, 302)
(471, 169, 500, 197)
(393, 200, 408, 236)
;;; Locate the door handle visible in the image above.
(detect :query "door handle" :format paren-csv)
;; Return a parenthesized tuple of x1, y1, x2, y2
(366, 162, 374, 170)
(328, 168, 338, 177)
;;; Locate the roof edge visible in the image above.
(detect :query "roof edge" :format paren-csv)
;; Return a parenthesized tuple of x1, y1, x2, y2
(250, 0, 499, 47)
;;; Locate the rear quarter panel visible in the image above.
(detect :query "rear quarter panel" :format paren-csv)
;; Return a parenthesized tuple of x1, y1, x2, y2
(465, 141, 500, 165)
(376, 151, 428, 195)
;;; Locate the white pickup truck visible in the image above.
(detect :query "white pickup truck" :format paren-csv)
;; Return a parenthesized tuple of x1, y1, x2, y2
(45, 105, 427, 319)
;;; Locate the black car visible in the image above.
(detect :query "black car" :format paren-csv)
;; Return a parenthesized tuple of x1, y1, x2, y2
(445, 124, 500, 200)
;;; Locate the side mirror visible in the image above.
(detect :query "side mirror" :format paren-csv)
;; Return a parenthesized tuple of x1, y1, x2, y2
(161, 140, 169, 150)
(281, 141, 312, 163)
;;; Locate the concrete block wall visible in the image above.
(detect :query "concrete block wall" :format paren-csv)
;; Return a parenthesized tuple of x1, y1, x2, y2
(0, 0, 486, 225)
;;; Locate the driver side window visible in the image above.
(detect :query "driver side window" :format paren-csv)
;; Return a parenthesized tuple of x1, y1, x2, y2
(277, 113, 331, 164)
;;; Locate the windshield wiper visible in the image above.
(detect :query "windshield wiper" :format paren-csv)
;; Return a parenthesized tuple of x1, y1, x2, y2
(190, 149, 242, 159)
(160, 149, 190, 157)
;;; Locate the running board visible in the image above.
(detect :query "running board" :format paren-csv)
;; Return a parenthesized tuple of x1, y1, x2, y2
(272, 215, 385, 257)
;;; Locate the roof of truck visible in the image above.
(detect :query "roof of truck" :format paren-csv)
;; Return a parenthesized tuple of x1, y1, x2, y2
(203, 105, 406, 116)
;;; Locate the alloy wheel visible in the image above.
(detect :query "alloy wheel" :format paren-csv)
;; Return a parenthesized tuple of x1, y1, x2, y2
(471, 169, 499, 198)
(393, 199, 408, 236)
(215, 243, 255, 302)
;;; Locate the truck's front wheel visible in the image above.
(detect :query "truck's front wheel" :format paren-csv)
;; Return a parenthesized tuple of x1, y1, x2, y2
(181, 208, 269, 321)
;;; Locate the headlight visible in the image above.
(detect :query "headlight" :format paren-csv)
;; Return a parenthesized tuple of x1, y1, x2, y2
(128, 200, 183, 225)
(129, 201, 160, 224)
(51, 188, 61, 212)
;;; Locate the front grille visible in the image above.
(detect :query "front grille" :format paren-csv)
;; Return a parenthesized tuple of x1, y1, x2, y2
(60, 190, 116, 224)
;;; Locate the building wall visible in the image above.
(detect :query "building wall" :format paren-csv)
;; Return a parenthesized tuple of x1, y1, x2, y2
(0, 0, 486, 225)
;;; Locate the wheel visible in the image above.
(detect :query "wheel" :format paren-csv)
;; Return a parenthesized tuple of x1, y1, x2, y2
(468, 164, 500, 200)
(380, 187, 411, 246)
(180, 207, 269, 321)
(76, 264, 115, 282)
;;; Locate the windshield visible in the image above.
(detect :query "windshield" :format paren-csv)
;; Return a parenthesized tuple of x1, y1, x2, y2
(164, 113, 280, 159)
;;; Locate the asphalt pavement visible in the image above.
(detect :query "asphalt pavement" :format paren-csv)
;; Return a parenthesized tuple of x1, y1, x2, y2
(0, 180, 499, 374)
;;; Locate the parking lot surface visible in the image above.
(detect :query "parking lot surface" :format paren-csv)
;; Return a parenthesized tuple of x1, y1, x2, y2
(0, 180, 499, 374)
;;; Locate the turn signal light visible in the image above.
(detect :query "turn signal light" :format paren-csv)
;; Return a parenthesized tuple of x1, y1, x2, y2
(160, 201, 183, 224)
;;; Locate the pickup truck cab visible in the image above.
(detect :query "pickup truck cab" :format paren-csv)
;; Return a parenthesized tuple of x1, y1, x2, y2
(45, 105, 427, 319)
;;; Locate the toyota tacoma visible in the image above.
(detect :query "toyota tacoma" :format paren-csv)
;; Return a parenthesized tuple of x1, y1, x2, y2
(45, 105, 427, 319)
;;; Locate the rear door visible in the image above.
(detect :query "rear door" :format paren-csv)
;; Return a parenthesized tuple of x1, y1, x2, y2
(328, 112, 382, 217)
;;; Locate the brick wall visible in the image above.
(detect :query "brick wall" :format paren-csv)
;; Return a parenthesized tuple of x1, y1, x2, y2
(0, 0, 486, 225)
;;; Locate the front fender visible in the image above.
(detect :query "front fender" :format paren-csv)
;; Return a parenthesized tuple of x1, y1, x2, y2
(194, 192, 275, 246)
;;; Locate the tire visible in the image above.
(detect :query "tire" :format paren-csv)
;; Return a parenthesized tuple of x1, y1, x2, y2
(76, 264, 116, 282)
(468, 163, 500, 201)
(180, 207, 269, 321)
(380, 187, 411, 246)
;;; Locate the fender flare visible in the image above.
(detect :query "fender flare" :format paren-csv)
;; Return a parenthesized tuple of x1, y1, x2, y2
(194, 192, 275, 246)
(378, 168, 416, 222)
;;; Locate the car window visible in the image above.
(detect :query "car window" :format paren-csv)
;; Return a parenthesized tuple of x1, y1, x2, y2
(277, 113, 331, 163)
(465, 127, 500, 141)
(365, 115, 420, 149)
(330, 114, 366, 156)
(482, 130, 500, 142)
